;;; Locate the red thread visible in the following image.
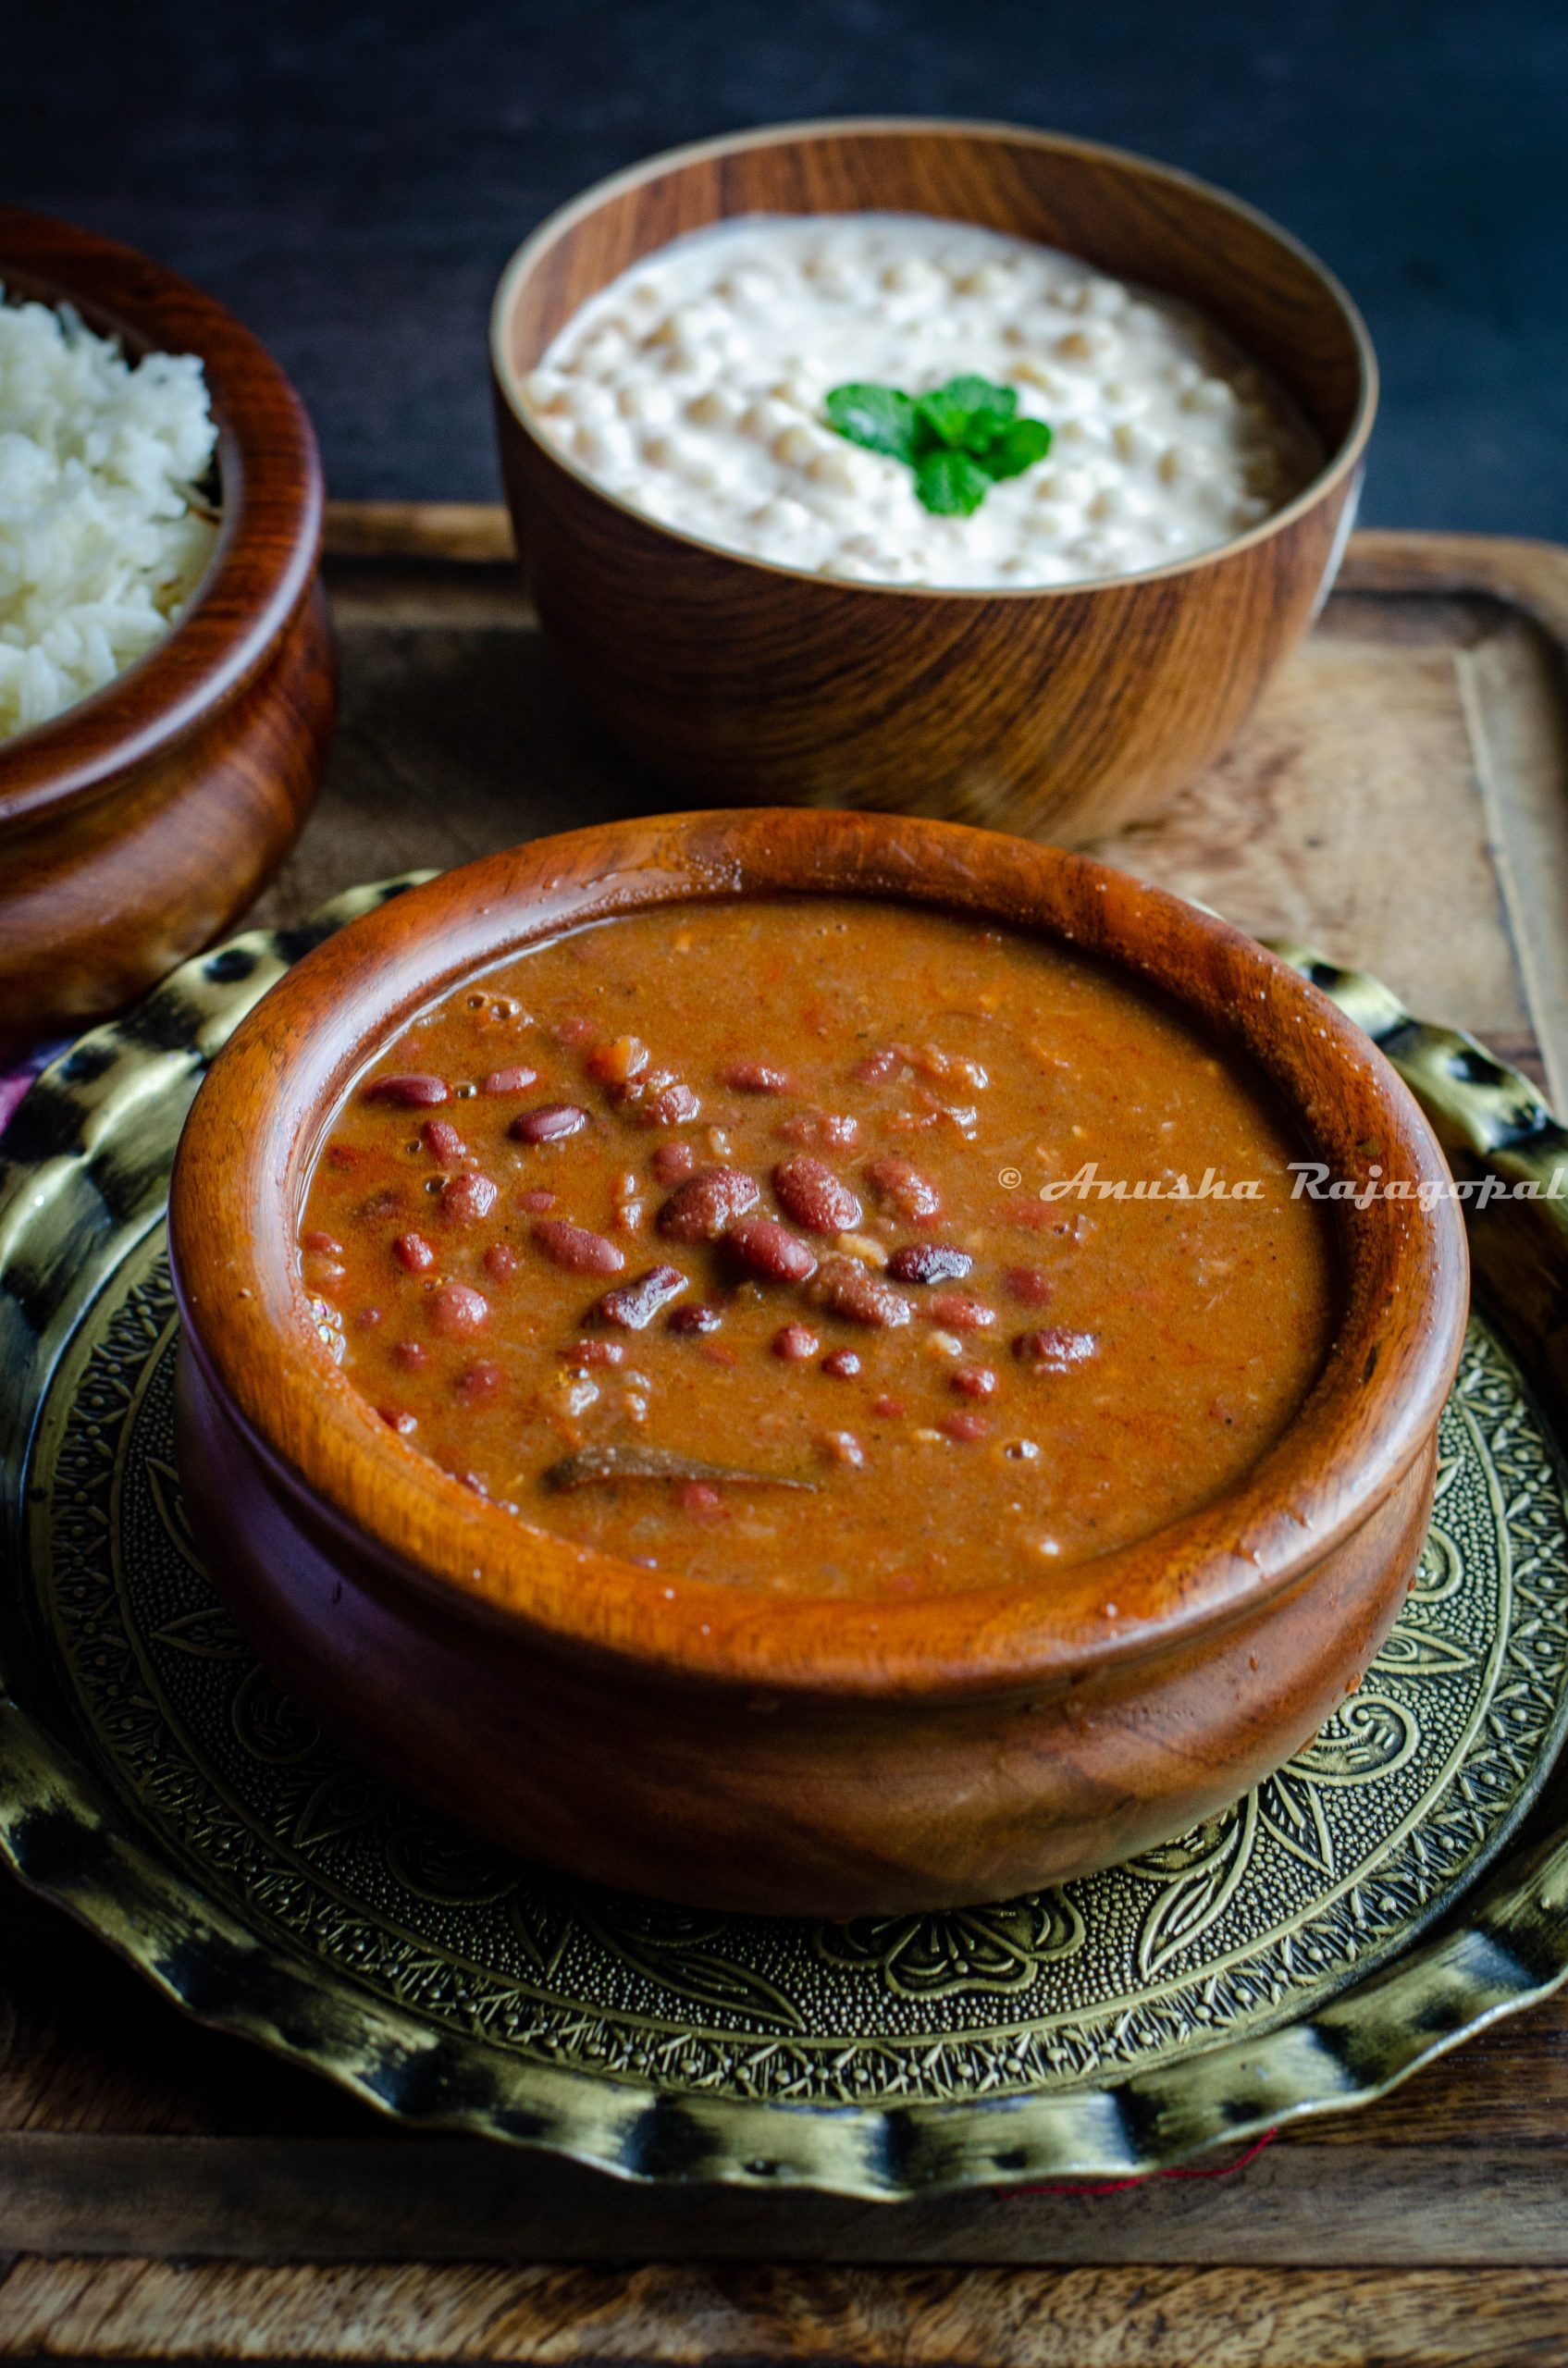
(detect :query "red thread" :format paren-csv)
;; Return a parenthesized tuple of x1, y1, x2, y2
(1000, 2124, 1278, 2200)
(0, 1068, 38, 1139)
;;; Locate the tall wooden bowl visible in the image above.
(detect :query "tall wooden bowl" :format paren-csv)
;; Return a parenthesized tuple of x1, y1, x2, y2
(492, 119, 1375, 842)
(169, 812, 1465, 1917)
(0, 208, 334, 1061)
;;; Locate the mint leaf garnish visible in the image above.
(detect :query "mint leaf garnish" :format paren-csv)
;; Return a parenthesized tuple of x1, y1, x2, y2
(916, 375, 1018, 453)
(823, 383, 924, 463)
(975, 417, 1054, 480)
(822, 376, 1052, 516)
(913, 449, 993, 516)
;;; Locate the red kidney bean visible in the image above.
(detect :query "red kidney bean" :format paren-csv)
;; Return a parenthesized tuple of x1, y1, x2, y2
(853, 1049, 898, 1084)
(872, 1394, 906, 1419)
(929, 1292, 996, 1331)
(1013, 1326, 1097, 1370)
(887, 1242, 971, 1286)
(430, 1283, 489, 1338)
(440, 1171, 499, 1224)
(668, 1302, 723, 1335)
(772, 1322, 819, 1362)
(593, 1264, 687, 1329)
(358, 1189, 401, 1221)
(779, 1109, 859, 1150)
(658, 1166, 761, 1243)
(364, 1073, 449, 1108)
(393, 1338, 426, 1370)
(773, 1155, 861, 1236)
(392, 1230, 435, 1274)
(517, 1189, 556, 1214)
(723, 1062, 791, 1093)
(325, 1142, 359, 1171)
(484, 1242, 519, 1281)
(941, 1411, 991, 1442)
(807, 1257, 912, 1328)
(302, 1229, 343, 1256)
(511, 1102, 589, 1144)
(651, 1141, 697, 1184)
(422, 1117, 467, 1162)
(864, 1154, 942, 1222)
(482, 1065, 539, 1096)
(531, 1218, 625, 1276)
(586, 1035, 649, 1087)
(1003, 1264, 1055, 1307)
(377, 1405, 418, 1435)
(725, 1215, 818, 1285)
(353, 1305, 384, 1331)
(679, 1480, 727, 1519)
(821, 1347, 861, 1378)
(456, 1361, 503, 1403)
(951, 1364, 997, 1400)
(552, 1017, 597, 1048)
(560, 1338, 624, 1369)
(621, 1076, 700, 1127)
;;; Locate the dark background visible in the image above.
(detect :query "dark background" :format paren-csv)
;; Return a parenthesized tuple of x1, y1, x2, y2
(8, 0, 1564, 533)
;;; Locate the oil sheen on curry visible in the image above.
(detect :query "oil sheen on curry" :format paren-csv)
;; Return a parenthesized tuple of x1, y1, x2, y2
(298, 899, 1337, 1597)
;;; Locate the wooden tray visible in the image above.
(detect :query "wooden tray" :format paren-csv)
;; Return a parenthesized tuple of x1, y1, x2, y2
(5, 512, 1568, 2366)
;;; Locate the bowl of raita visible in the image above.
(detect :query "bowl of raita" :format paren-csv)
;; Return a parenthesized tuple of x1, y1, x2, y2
(492, 119, 1375, 842)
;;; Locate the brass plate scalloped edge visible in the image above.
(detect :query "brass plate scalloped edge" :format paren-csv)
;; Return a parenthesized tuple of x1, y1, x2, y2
(4, 892, 1568, 2198)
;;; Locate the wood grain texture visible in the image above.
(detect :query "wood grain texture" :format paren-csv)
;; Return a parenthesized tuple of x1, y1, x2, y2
(2, 2259, 1568, 2364)
(0, 206, 334, 1059)
(6, 2136, 1568, 2267)
(167, 811, 1464, 1916)
(491, 121, 1374, 840)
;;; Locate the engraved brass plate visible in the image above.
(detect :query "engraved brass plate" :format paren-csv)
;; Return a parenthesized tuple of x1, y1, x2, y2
(6, 887, 1568, 2194)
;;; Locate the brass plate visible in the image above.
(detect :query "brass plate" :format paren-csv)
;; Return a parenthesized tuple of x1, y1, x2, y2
(6, 883, 1568, 2198)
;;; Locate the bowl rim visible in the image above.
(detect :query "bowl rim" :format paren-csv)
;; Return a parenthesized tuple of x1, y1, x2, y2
(168, 810, 1469, 1702)
(489, 114, 1378, 601)
(0, 204, 324, 824)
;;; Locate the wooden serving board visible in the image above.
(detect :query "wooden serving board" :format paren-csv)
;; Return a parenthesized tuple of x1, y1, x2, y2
(5, 511, 1568, 2368)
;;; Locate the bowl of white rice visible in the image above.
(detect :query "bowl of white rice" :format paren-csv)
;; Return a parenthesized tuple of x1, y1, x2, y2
(0, 293, 218, 743)
(0, 207, 333, 1060)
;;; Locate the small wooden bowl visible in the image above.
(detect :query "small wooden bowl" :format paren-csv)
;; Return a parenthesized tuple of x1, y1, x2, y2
(168, 811, 1466, 1918)
(491, 119, 1375, 842)
(0, 208, 335, 1061)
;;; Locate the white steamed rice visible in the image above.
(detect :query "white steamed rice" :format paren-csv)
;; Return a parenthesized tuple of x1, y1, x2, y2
(0, 292, 218, 743)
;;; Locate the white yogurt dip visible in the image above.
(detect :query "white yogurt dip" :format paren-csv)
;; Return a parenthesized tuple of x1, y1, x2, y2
(522, 213, 1323, 590)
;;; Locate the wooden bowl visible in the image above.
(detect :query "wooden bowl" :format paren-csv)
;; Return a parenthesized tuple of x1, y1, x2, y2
(0, 208, 335, 1062)
(168, 811, 1465, 1918)
(491, 119, 1375, 844)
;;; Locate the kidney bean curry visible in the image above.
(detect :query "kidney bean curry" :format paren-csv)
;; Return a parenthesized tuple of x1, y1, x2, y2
(299, 898, 1337, 1597)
